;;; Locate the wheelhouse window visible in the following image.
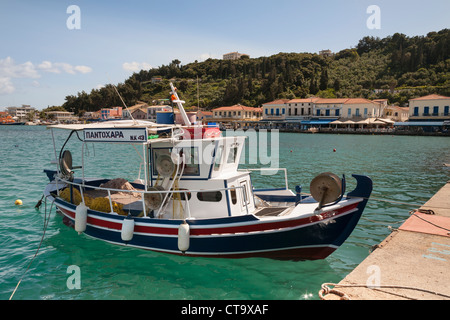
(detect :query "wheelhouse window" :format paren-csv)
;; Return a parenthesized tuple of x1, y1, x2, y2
(214, 145, 224, 171)
(197, 191, 222, 202)
(230, 186, 237, 204)
(152, 147, 200, 176)
(227, 144, 239, 164)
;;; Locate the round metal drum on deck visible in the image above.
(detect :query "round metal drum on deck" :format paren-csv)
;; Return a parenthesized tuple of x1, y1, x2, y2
(310, 172, 342, 207)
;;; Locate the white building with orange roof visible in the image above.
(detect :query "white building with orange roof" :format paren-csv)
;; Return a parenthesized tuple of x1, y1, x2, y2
(286, 97, 318, 118)
(261, 99, 290, 121)
(341, 98, 380, 119)
(212, 104, 262, 121)
(313, 98, 349, 118)
(408, 94, 450, 120)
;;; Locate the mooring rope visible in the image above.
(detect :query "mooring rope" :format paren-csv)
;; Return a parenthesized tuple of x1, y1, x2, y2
(409, 210, 450, 235)
(319, 282, 450, 300)
(9, 196, 55, 300)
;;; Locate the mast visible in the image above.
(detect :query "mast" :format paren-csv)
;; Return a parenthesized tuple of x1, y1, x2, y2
(170, 82, 191, 126)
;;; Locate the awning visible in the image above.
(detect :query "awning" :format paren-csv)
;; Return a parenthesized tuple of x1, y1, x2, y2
(301, 119, 337, 125)
(356, 118, 371, 124)
(394, 121, 444, 126)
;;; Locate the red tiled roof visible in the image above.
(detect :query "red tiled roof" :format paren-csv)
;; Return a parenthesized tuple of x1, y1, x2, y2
(262, 99, 290, 105)
(409, 94, 450, 101)
(344, 98, 377, 104)
(287, 97, 319, 103)
(213, 104, 261, 112)
(315, 98, 349, 104)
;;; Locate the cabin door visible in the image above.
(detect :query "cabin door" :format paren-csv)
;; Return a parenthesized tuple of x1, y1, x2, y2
(239, 180, 250, 213)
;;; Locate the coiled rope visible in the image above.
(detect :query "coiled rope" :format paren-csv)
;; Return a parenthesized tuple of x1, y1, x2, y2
(9, 196, 55, 300)
(319, 282, 450, 300)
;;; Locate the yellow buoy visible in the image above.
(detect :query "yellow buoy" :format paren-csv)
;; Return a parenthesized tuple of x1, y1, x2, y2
(15, 199, 23, 205)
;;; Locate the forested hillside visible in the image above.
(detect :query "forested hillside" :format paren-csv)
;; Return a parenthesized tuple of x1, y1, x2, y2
(61, 29, 449, 115)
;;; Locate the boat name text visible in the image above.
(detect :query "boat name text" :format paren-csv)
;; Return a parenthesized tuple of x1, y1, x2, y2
(85, 131, 124, 139)
(84, 128, 148, 143)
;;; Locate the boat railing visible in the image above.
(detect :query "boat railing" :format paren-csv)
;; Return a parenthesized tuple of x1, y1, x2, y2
(239, 168, 289, 190)
(53, 177, 249, 218)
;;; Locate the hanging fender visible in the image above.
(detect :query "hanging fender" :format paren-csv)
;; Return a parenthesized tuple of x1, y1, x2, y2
(121, 215, 135, 242)
(178, 221, 190, 253)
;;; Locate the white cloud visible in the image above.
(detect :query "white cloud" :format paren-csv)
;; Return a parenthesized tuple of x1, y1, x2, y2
(74, 65, 93, 74)
(38, 62, 92, 75)
(122, 61, 152, 72)
(0, 57, 40, 79)
(0, 77, 15, 95)
(0, 57, 92, 78)
(37, 61, 61, 73)
(0, 56, 92, 95)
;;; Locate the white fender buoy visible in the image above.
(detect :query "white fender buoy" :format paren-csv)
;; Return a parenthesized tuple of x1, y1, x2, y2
(75, 202, 88, 234)
(178, 221, 190, 253)
(121, 215, 135, 242)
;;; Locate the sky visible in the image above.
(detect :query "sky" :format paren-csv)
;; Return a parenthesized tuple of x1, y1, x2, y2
(0, 0, 449, 110)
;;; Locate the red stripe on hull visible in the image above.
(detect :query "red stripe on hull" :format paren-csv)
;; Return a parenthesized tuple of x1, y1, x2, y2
(57, 202, 359, 237)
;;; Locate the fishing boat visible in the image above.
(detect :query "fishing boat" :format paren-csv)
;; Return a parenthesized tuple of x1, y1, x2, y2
(42, 83, 372, 260)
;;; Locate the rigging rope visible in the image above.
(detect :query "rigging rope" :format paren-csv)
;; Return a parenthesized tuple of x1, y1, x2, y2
(9, 196, 55, 300)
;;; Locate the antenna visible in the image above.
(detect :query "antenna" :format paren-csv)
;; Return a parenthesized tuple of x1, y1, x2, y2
(105, 72, 137, 124)
(197, 75, 200, 111)
(112, 84, 137, 124)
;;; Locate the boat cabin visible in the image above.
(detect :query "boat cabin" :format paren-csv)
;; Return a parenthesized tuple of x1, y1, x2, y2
(50, 121, 256, 221)
(148, 134, 255, 219)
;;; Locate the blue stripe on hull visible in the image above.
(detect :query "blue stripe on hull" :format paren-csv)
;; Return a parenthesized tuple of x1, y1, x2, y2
(77, 206, 362, 261)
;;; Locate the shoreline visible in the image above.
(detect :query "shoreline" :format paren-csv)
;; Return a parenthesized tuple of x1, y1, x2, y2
(2, 122, 449, 137)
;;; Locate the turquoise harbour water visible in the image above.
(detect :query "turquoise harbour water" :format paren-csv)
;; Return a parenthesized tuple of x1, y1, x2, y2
(0, 125, 449, 300)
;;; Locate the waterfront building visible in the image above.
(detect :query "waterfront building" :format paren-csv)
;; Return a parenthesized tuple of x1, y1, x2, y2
(373, 99, 388, 117)
(286, 98, 317, 119)
(384, 105, 409, 122)
(261, 99, 290, 121)
(81, 111, 100, 121)
(341, 98, 380, 119)
(314, 98, 348, 118)
(212, 104, 262, 129)
(6, 105, 36, 121)
(100, 107, 122, 120)
(258, 96, 396, 131)
(122, 102, 149, 120)
(396, 94, 450, 132)
(408, 94, 450, 120)
(196, 110, 213, 123)
(45, 111, 77, 122)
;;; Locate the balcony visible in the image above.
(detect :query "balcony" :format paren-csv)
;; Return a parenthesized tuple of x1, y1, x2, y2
(410, 112, 450, 119)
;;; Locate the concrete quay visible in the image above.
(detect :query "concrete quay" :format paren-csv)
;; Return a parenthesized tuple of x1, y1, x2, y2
(320, 181, 450, 300)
